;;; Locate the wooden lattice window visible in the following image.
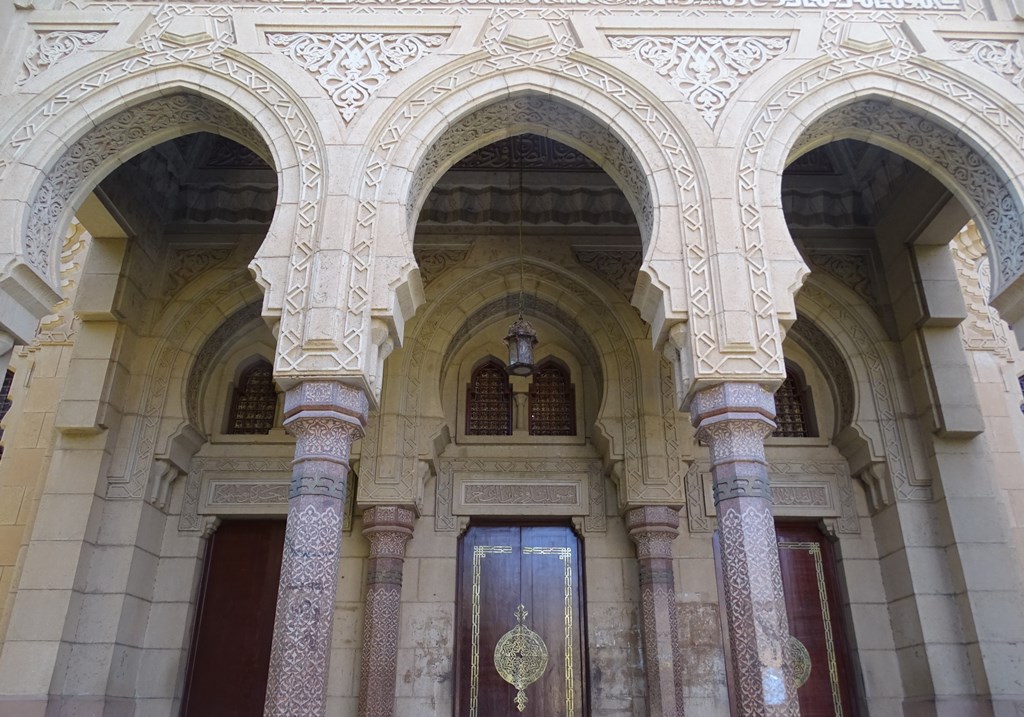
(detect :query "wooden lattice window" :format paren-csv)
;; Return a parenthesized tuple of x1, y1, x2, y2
(0, 370, 12, 459)
(773, 364, 817, 438)
(528, 360, 575, 436)
(466, 359, 512, 436)
(227, 360, 277, 435)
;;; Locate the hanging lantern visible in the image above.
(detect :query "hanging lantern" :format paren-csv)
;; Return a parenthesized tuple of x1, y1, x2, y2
(504, 316, 538, 376)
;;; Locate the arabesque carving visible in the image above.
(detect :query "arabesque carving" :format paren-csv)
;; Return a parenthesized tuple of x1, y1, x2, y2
(266, 32, 447, 122)
(609, 35, 789, 127)
(17, 30, 106, 86)
(947, 39, 1024, 89)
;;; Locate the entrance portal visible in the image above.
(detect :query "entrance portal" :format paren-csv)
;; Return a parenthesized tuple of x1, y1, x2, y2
(455, 524, 588, 716)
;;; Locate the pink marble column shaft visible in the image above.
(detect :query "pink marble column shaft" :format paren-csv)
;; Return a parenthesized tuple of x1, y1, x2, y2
(626, 505, 685, 717)
(264, 381, 368, 717)
(690, 382, 800, 717)
(357, 505, 417, 717)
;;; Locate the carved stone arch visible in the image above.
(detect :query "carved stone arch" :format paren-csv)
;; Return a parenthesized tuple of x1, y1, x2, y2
(0, 60, 328, 364)
(184, 302, 268, 434)
(360, 256, 662, 510)
(794, 274, 931, 510)
(358, 62, 713, 377)
(108, 271, 266, 502)
(746, 65, 1024, 343)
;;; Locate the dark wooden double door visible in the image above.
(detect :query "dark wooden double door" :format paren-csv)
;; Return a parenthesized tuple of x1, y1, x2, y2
(455, 525, 588, 717)
(775, 523, 859, 717)
(181, 519, 285, 717)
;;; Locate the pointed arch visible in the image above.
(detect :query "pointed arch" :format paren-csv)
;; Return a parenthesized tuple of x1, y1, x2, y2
(0, 57, 328, 358)
(747, 64, 1024, 341)
(354, 61, 721, 383)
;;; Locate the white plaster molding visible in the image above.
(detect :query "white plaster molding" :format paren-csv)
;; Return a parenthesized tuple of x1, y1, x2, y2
(266, 32, 446, 122)
(17, 30, 107, 86)
(608, 35, 789, 127)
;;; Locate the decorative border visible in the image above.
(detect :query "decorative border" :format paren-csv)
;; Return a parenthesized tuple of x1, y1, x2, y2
(436, 458, 606, 533)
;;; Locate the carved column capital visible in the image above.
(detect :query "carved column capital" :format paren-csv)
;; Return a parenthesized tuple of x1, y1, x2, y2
(284, 380, 368, 462)
(362, 505, 416, 562)
(625, 505, 680, 562)
(690, 383, 776, 504)
(626, 505, 684, 716)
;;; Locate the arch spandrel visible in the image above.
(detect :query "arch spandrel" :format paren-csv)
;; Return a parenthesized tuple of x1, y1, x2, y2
(747, 58, 1024, 351)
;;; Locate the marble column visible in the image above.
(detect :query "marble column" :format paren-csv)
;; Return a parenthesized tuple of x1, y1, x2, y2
(690, 382, 799, 717)
(265, 381, 369, 717)
(626, 505, 685, 717)
(357, 505, 417, 717)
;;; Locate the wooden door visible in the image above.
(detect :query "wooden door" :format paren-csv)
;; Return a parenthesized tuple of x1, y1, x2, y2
(455, 524, 588, 717)
(776, 522, 858, 717)
(181, 519, 285, 717)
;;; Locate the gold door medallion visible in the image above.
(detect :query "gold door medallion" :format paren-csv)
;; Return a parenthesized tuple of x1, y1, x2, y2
(494, 604, 549, 712)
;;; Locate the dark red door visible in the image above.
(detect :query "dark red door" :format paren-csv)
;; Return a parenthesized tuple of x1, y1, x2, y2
(776, 522, 858, 717)
(181, 519, 285, 717)
(455, 524, 588, 717)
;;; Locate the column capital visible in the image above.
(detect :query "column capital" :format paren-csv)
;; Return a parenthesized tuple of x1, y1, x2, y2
(361, 505, 417, 561)
(690, 382, 776, 504)
(689, 381, 776, 427)
(625, 505, 680, 533)
(284, 380, 369, 430)
(284, 381, 368, 486)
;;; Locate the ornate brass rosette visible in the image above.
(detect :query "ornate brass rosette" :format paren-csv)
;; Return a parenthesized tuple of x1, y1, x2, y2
(494, 604, 549, 712)
(786, 635, 812, 688)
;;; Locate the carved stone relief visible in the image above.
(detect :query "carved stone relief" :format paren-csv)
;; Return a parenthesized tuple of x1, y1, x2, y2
(413, 248, 469, 286)
(950, 224, 1012, 358)
(17, 30, 107, 86)
(31, 219, 89, 348)
(25, 94, 266, 280)
(798, 282, 929, 501)
(805, 250, 881, 312)
(947, 39, 1024, 90)
(266, 32, 447, 122)
(573, 250, 643, 298)
(435, 458, 606, 533)
(608, 35, 790, 127)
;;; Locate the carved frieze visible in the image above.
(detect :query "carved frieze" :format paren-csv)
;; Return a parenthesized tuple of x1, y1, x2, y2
(436, 458, 606, 533)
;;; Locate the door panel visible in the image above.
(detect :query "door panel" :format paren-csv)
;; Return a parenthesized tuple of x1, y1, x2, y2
(181, 519, 285, 717)
(455, 524, 587, 717)
(776, 522, 858, 717)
